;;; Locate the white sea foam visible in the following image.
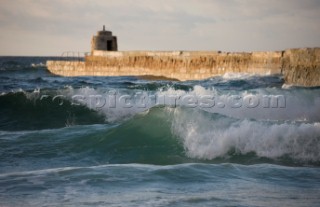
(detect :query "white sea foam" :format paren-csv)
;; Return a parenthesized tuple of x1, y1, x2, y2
(31, 62, 45, 68)
(281, 84, 293, 89)
(221, 72, 273, 80)
(171, 107, 320, 162)
(58, 84, 320, 123)
(6, 84, 320, 123)
(222, 73, 256, 80)
(156, 85, 320, 122)
(60, 86, 154, 122)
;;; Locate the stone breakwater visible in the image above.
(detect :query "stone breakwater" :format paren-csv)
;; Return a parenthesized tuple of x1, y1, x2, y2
(282, 48, 320, 87)
(47, 48, 320, 87)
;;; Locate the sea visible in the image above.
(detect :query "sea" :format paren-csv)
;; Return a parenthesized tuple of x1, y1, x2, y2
(0, 56, 319, 207)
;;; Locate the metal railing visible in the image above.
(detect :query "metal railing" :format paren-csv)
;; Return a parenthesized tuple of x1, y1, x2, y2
(58, 51, 90, 62)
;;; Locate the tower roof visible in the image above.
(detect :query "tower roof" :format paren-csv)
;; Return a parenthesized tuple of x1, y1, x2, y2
(97, 25, 112, 36)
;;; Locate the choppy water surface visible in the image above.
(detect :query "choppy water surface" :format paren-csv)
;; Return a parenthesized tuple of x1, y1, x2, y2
(0, 56, 319, 206)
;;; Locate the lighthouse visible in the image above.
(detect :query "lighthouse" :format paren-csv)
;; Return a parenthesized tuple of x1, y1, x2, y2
(91, 25, 118, 54)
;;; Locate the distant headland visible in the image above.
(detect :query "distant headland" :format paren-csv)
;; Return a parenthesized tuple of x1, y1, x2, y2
(47, 26, 320, 87)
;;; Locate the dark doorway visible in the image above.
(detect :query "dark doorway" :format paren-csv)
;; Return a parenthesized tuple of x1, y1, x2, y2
(107, 40, 113, 50)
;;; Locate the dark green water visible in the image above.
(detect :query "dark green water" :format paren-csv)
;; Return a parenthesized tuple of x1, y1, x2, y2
(0, 57, 320, 206)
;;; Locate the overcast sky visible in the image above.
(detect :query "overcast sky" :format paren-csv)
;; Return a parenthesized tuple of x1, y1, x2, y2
(0, 0, 320, 56)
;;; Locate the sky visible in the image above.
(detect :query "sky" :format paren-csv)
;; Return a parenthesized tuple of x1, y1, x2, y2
(0, 0, 320, 56)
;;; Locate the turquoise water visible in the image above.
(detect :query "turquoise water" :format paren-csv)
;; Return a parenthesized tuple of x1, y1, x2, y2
(0, 57, 320, 206)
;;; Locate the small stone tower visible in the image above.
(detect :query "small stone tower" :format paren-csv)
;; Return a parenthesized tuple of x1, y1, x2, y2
(91, 25, 118, 53)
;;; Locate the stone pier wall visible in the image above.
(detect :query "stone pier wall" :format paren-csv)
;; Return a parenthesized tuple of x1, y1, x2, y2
(47, 48, 320, 86)
(282, 48, 320, 87)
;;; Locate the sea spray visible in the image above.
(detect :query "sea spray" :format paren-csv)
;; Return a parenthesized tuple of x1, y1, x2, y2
(1, 56, 320, 206)
(171, 107, 320, 162)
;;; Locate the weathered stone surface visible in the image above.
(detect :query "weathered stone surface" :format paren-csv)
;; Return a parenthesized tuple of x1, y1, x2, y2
(47, 48, 320, 87)
(282, 48, 320, 87)
(91, 26, 118, 53)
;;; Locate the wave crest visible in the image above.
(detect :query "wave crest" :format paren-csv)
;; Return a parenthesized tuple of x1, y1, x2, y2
(171, 108, 320, 163)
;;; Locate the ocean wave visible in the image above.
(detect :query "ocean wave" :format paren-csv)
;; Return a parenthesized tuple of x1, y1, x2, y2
(0, 91, 105, 130)
(156, 85, 320, 122)
(171, 107, 320, 163)
(1, 161, 319, 207)
(30, 62, 46, 68)
(221, 72, 265, 80)
(1, 105, 320, 166)
(2, 83, 320, 131)
(45, 83, 320, 123)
